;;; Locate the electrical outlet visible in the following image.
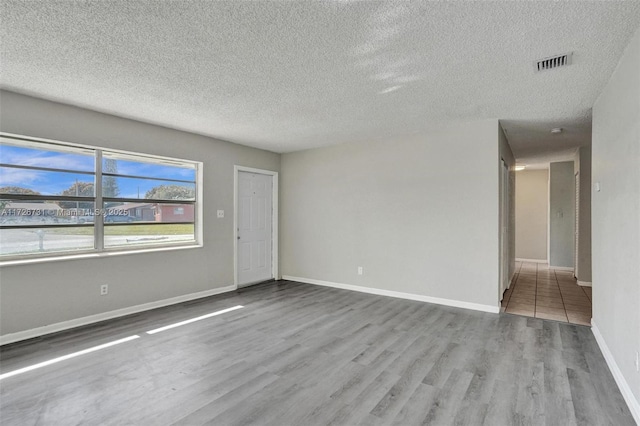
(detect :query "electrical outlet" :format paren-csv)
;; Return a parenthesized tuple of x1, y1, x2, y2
(217, 210, 224, 218)
(100, 284, 108, 296)
(358, 266, 363, 275)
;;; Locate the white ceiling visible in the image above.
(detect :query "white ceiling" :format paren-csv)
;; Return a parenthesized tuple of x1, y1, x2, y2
(2, 1, 639, 160)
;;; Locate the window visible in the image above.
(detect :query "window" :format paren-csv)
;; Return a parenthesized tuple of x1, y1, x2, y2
(0, 134, 201, 259)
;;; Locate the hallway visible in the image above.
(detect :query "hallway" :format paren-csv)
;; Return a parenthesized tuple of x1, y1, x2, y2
(502, 261, 592, 326)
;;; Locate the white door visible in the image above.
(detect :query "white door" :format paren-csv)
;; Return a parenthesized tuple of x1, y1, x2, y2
(237, 171, 273, 286)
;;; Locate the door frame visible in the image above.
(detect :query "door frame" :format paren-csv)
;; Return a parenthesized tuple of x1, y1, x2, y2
(233, 165, 279, 290)
(574, 170, 580, 279)
(499, 159, 510, 301)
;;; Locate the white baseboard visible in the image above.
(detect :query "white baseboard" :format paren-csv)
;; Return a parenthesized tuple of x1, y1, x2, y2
(549, 265, 574, 271)
(591, 320, 640, 424)
(283, 276, 500, 314)
(516, 258, 548, 264)
(0, 285, 236, 346)
(577, 280, 592, 287)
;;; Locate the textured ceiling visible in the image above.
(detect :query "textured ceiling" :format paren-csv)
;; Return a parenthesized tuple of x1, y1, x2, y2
(1, 1, 640, 160)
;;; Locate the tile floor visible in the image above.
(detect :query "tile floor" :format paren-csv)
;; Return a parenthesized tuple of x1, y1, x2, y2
(501, 261, 592, 326)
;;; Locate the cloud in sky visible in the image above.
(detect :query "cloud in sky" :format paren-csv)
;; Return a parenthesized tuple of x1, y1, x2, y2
(108, 159, 195, 180)
(1, 145, 94, 172)
(0, 168, 40, 187)
(0, 168, 92, 195)
(1, 144, 196, 196)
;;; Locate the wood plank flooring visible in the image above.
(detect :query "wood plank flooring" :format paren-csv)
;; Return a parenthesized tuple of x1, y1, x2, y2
(0, 281, 634, 425)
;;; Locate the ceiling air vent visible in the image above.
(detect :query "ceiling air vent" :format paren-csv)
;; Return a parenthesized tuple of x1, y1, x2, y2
(535, 52, 572, 72)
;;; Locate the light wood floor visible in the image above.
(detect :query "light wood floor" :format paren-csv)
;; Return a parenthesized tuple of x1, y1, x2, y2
(0, 281, 633, 425)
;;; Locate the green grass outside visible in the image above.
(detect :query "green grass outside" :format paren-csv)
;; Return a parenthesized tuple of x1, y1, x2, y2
(48, 224, 194, 236)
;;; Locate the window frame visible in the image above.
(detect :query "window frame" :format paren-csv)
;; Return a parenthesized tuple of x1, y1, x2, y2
(0, 132, 203, 263)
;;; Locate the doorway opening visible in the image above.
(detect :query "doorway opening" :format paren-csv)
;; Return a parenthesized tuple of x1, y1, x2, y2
(509, 161, 591, 325)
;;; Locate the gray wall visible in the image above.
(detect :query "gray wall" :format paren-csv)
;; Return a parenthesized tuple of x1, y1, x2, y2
(281, 119, 502, 309)
(592, 26, 640, 407)
(549, 161, 575, 268)
(574, 146, 593, 283)
(515, 169, 548, 261)
(0, 90, 280, 336)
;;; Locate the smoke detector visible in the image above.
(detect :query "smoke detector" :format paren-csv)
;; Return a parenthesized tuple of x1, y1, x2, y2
(535, 52, 573, 72)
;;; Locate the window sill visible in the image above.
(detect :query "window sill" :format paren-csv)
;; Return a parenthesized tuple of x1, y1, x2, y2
(0, 243, 203, 267)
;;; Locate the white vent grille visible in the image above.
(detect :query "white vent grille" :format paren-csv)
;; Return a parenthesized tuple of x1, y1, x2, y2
(535, 52, 572, 72)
